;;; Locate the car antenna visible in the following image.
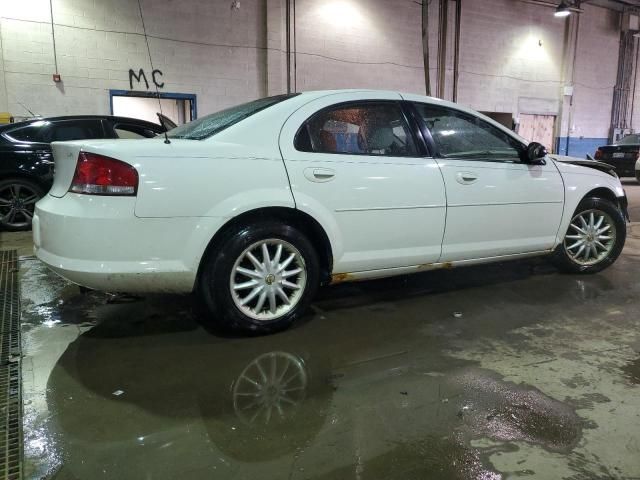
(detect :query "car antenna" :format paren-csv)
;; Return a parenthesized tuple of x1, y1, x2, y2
(16, 100, 38, 118)
(137, 0, 170, 145)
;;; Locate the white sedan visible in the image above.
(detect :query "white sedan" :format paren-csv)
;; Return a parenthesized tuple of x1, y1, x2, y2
(34, 90, 628, 333)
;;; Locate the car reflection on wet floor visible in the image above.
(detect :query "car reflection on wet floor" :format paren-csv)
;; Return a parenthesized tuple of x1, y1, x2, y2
(20, 252, 640, 479)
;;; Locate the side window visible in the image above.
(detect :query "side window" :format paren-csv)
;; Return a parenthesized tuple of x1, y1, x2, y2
(4, 123, 49, 143)
(414, 104, 522, 160)
(296, 102, 417, 157)
(45, 120, 104, 142)
(113, 124, 158, 139)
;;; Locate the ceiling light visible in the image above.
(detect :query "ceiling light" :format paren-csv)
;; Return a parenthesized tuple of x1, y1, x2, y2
(554, 2, 571, 17)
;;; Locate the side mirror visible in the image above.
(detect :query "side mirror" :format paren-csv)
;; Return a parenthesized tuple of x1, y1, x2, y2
(525, 142, 548, 164)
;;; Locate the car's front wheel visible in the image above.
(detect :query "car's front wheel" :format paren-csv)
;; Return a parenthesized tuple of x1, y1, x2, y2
(198, 222, 319, 334)
(552, 196, 626, 274)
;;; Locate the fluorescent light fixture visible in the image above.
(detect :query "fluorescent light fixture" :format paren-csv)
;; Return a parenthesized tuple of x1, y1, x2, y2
(554, 2, 571, 17)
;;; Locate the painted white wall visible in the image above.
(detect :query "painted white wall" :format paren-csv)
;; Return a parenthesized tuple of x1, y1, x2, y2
(0, 0, 628, 142)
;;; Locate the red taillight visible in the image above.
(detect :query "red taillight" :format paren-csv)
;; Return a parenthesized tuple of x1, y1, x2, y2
(70, 152, 138, 196)
(594, 148, 603, 160)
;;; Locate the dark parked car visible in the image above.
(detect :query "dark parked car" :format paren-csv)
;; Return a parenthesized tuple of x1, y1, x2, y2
(0, 115, 174, 231)
(594, 134, 640, 181)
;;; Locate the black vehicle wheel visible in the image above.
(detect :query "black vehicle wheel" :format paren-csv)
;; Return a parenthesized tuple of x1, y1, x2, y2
(0, 178, 44, 231)
(552, 197, 626, 274)
(198, 222, 320, 334)
(635, 170, 640, 183)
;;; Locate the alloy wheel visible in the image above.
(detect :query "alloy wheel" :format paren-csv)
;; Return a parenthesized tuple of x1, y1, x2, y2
(229, 239, 307, 321)
(232, 352, 308, 425)
(0, 183, 41, 229)
(564, 209, 616, 266)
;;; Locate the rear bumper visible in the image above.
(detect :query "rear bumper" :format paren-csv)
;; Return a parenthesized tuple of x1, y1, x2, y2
(35, 247, 195, 293)
(33, 194, 224, 293)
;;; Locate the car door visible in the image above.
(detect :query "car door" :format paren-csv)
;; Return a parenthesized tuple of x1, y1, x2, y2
(1, 122, 55, 185)
(410, 102, 564, 261)
(279, 92, 447, 273)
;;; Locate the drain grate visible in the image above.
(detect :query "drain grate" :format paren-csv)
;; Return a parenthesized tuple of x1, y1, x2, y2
(0, 250, 21, 480)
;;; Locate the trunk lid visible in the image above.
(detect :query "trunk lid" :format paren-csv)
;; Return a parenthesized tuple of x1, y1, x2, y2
(595, 144, 639, 162)
(49, 141, 84, 197)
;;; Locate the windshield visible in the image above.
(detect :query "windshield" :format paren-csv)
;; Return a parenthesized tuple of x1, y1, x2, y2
(617, 134, 640, 145)
(167, 94, 298, 140)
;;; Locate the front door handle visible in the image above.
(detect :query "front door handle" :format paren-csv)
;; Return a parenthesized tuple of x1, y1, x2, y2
(304, 167, 335, 183)
(455, 171, 478, 185)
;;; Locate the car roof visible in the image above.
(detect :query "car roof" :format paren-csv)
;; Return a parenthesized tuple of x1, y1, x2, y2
(208, 89, 528, 147)
(0, 115, 164, 131)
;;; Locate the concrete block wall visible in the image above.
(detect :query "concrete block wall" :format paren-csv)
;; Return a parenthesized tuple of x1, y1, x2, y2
(457, 0, 565, 114)
(293, 0, 424, 93)
(0, 0, 268, 120)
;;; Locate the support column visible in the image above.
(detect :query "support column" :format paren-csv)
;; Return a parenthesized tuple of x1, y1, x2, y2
(556, 14, 579, 155)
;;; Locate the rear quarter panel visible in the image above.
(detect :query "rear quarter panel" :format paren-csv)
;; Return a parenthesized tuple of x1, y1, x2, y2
(131, 141, 294, 218)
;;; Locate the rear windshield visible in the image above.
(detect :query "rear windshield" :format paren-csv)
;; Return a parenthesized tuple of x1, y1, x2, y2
(617, 134, 640, 145)
(167, 94, 299, 140)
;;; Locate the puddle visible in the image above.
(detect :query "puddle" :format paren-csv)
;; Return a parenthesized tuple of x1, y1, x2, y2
(448, 368, 583, 453)
(621, 355, 640, 385)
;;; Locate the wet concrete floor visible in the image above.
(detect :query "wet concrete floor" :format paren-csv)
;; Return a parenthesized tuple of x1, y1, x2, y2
(7, 183, 640, 479)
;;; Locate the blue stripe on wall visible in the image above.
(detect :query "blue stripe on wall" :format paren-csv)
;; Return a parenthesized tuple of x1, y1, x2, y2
(555, 137, 608, 159)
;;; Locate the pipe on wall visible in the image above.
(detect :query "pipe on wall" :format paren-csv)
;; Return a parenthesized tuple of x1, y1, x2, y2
(610, 29, 636, 138)
(422, 0, 431, 96)
(437, 0, 448, 99)
(631, 36, 639, 128)
(452, 0, 461, 102)
(565, 11, 580, 156)
(285, 0, 291, 93)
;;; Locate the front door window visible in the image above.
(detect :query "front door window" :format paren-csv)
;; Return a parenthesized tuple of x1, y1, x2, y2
(413, 104, 522, 161)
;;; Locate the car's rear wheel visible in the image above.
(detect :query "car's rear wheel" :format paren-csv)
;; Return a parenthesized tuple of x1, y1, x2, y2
(0, 178, 44, 231)
(552, 197, 626, 274)
(198, 222, 319, 334)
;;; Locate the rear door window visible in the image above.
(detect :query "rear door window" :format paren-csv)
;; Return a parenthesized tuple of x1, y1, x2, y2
(296, 102, 417, 157)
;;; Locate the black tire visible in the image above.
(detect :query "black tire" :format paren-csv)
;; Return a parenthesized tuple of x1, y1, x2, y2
(636, 171, 640, 183)
(552, 196, 626, 274)
(198, 221, 320, 334)
(0, 177, 44, 231)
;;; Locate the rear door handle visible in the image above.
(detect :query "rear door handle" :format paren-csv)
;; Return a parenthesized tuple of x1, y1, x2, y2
(455, 171, 478, 185)
(304, 167, 335, 183)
